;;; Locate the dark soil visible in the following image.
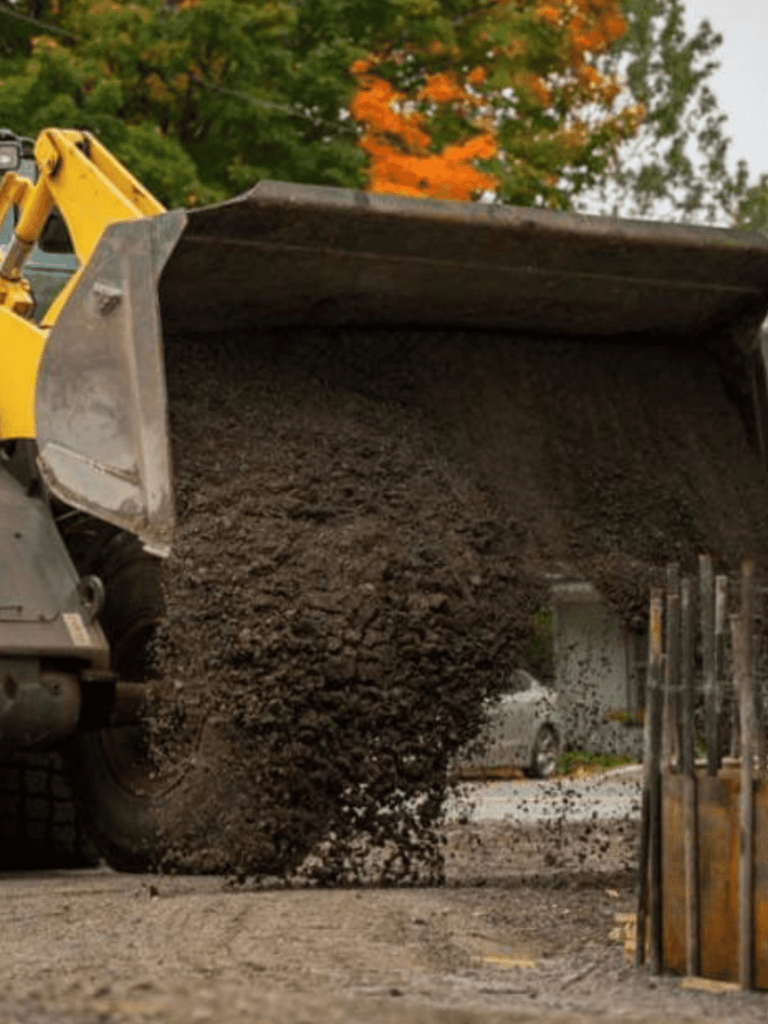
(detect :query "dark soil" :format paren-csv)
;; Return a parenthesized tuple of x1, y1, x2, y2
(150, 328, 768, 878)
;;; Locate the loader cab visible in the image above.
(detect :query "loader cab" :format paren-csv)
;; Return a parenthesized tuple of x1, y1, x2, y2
(0, 151, 78, 324)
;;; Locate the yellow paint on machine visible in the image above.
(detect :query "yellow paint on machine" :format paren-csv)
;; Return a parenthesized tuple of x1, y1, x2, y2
(0, 307, 45, 438)
(0, 127, 165, 441)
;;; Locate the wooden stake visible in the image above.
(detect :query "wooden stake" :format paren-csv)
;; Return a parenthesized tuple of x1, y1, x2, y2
(753, 582, 766, 781)
(732, 607, 755, 991)
(680, 577, 695, 776)
(636, 590, 664, 969)
(664, 565, 680, 768)
(714, 575, 733, 758)
(736, 559, 756, 990)
(635, 782, 649, 969)
(700, 555, 718, 775)
(646, 591, 664, 975)
(715, 575, 727, 681)
(681, 576, 700, 977)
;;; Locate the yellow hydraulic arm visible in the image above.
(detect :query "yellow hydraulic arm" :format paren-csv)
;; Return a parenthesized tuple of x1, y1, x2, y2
(0, 128, 165, 440)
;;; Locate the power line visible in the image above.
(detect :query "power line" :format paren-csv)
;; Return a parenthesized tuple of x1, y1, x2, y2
(200, 78, 359, 136)
(0, 2, 77, 40)
(0, 4, 357, 136)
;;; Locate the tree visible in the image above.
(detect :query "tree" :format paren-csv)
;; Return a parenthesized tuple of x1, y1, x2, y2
(349, 1, 645, 207)
(0, 0, 762, 230)
(0, 0, 369, 206)
(578, 0, 727, 221)
(580, 0, 766, 229)
(731, 173, 768, 234)
(348, 0, 767, 229)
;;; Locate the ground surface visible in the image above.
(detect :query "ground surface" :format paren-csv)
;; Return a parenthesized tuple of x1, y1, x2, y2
(1, 806, 766, 1024)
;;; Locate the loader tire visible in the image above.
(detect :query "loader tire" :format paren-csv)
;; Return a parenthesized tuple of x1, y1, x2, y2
(64, 527, 190, 872)
(0, 751, 99, 869)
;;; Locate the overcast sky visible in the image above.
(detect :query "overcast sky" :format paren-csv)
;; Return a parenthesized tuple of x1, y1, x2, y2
(683, 0, 768, 178)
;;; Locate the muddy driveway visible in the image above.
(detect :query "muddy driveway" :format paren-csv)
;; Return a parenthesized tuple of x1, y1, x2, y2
(1, 812, 766, 1024)
(0, 866, 763, 1024)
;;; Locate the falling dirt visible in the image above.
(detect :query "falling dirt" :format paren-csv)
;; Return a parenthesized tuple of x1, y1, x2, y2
(147, 327, 768, 879)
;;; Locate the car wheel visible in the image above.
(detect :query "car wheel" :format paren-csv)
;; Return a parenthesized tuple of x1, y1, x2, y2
(526, 725, 561, 780)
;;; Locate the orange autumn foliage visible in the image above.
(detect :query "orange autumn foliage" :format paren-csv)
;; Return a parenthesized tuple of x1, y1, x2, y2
(417, 72, 466, 104)
(361, 136, 498, 200)
(351, 75, 431, 154)
(351, 56, 499, 201)
(536, 5, 561, 27)
(350, 0, 637, 205)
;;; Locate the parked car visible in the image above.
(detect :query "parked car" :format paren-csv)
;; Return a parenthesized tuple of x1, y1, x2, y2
(452, 669, 563, 779)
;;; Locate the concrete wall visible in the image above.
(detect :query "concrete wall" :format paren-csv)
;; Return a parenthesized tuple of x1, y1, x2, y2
(552, 581, 644, 758)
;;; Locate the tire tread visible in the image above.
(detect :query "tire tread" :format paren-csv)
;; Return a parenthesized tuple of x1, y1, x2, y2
(0, 751, 99, 869)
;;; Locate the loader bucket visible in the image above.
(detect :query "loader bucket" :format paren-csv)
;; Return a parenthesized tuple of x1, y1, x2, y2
(35, 211, 187, 557)
(34, 181, 768, 557)
(159, 181, 768, 355)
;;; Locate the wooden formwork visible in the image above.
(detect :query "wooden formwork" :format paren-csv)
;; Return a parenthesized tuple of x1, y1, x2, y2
(637, 559, 768, 990)
(661, 768, 768, 987)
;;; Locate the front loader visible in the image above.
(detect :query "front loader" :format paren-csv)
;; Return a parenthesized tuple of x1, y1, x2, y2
(2, 126, 768, 871)
(0, 128, 184, 867)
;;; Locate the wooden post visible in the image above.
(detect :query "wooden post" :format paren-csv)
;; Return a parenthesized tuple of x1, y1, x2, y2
(753, 582, 766, 781)
(646, 592, 664, 974)
(636, 592, 651, 968)
(738, 560, 756, 989)
(680, 577, 696, 776)
(700, 555, 718, 775)
(664, 564, 680, 768)
(714, 575, 731, 758)
(635, 786, 649, 966)
(681, 575, 700, 977)
(636, 782, 649, 967)
(735, 615, 754, 992)
(756, 668, 767, 782)
(636, 590, 664, 969)
(715, 575, 728, 683)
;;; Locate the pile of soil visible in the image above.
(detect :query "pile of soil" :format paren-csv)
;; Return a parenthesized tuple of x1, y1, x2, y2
(151, 328, 768, 879)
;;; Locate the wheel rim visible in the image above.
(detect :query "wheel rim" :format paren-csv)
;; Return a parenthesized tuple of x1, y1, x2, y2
(100, 621, 205, 801)
(98, 714, 202, 800)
